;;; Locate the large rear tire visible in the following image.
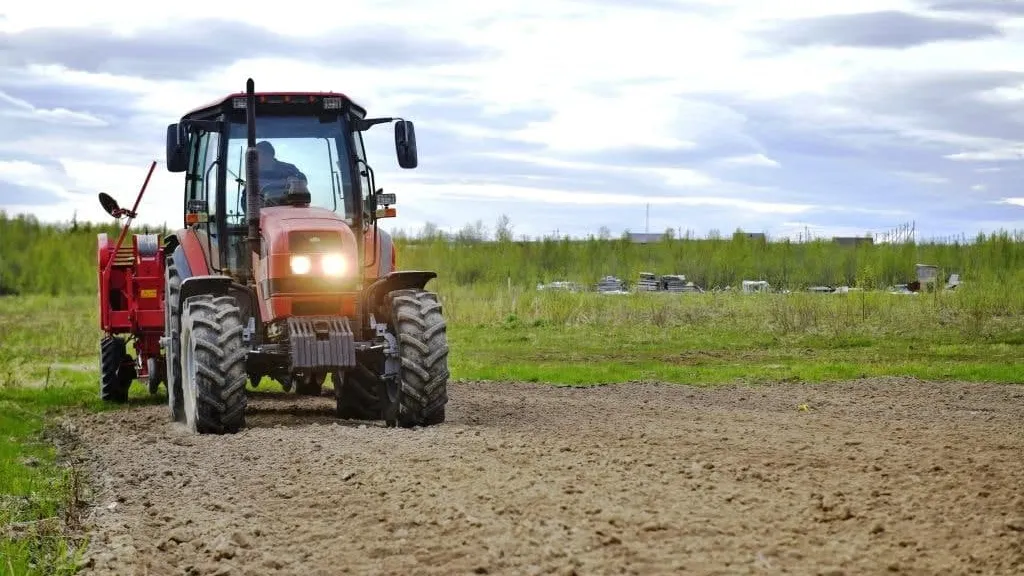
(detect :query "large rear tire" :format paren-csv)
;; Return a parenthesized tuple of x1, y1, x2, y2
(99, 335, 132, 403)
(384, 289, 449, 427)
(331, 361, 382, 420)
(164, 256, 184, 422)
(294, 371, 325, 396)
(180, 294, 247, 434)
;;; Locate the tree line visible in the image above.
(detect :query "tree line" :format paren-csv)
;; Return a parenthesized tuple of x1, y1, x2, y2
(1, 211, 1022, 296)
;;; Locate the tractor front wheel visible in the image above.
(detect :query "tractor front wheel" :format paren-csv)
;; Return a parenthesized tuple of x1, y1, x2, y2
(180, 294, 248, 434)
(100, 335, 133, 403)
(383, 289, 449, 428)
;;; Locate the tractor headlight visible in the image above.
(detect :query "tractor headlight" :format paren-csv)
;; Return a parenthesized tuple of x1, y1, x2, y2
(290, 255, 312, 275)
(321, 253, 347, 276)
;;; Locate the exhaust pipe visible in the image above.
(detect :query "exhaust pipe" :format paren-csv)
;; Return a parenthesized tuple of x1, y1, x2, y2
(245, 78, 261, 255)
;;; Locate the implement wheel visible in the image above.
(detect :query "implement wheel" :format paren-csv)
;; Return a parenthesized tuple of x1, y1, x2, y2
(99, 335, 133, 403)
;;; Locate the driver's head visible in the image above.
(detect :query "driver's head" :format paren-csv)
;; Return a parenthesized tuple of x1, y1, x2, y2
(256, 141, 275, 164)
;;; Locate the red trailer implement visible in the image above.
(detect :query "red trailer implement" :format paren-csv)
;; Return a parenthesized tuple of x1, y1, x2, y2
(96, 161, 167, 401)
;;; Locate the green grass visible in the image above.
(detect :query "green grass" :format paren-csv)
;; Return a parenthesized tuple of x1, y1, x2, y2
(0, 296, 101, 575)
(1, 275, 1022, 573)
(444, 284, 1023, 385)
(1, 383, 96, 575)
(0, 296, 165, 574)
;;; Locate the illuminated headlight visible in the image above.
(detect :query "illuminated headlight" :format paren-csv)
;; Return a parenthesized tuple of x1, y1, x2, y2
(321, 253, 347, 276)
(290, 255, 312, 275)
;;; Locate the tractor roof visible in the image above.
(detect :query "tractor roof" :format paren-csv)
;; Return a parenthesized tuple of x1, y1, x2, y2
(181, 91, 362, 120)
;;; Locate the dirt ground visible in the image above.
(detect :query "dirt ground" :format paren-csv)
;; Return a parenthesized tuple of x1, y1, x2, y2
(62, 377, 1024, 576)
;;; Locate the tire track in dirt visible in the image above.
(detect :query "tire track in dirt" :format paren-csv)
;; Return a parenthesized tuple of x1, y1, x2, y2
(66, 378, 1024, 575)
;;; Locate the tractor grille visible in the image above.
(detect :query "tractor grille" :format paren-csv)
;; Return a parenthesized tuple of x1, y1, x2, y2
(292, 299, 342, 316)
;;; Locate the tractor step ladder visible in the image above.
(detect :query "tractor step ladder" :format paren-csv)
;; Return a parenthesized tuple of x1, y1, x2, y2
(112, 245, 135, 267)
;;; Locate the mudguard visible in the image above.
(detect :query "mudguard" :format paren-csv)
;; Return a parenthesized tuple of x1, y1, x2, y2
(178, 275, 234, 315)
(170, 245, 193, 282)
(363, 271, 437, 315)
(164, 229, 211, 279)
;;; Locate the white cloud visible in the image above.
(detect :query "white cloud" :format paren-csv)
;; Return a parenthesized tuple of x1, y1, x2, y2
(0, 159, 49, 182)
(893, 170, 949, 184)
(476, 152, 715, 187)
(0, 160, 66, 196)
(718, 154, 781, 168)
(0, 89, 107, 126)
(946, 148, 1024, 161)
(509, 90, 695, 152)
(406, 181, 816, 214)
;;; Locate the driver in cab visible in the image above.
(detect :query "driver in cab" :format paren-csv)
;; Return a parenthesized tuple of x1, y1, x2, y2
(254, 141, 308, 206)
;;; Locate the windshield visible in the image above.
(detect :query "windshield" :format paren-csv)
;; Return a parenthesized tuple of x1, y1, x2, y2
(225, 115, 356, 222)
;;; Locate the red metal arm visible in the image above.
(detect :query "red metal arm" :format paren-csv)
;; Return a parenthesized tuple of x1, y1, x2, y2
(103, 161, 157, 276)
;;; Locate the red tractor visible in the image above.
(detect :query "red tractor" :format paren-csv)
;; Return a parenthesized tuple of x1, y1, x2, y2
(96, 78, 450, 434)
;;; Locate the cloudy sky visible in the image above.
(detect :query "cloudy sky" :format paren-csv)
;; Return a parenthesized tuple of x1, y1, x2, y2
(2, 0, 1024, 241)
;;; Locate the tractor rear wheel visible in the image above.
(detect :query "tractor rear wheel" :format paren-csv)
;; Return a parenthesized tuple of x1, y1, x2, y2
(294, 371, 325, 396)
(100, 335, 133, 403)
(164, 256, 184, 422)
(383, 289, 449, 427)
(180, 294, 247, 434)
(331, 361, 382, 420)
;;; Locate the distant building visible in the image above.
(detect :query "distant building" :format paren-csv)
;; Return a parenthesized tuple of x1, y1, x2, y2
(833, 236, 874, 247)
(627, 233, 663, 244)
(740, 232, 766, 242)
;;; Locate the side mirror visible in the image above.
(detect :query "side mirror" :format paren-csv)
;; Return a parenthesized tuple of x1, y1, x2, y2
(166, 123, 188, 173)
(394, 120, 418, 169)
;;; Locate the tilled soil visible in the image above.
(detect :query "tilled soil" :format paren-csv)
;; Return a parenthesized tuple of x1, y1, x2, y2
(64, 378, 1024, 576)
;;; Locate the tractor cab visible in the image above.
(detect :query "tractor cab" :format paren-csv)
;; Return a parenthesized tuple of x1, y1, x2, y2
(164, 90, 415, 284)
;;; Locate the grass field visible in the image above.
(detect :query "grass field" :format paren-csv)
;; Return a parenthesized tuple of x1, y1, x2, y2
(2, 239, 1023, 572)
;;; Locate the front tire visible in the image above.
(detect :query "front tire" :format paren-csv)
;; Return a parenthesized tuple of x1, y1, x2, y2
(180, 294, 248, 434)
(384, 289, 449, 427)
